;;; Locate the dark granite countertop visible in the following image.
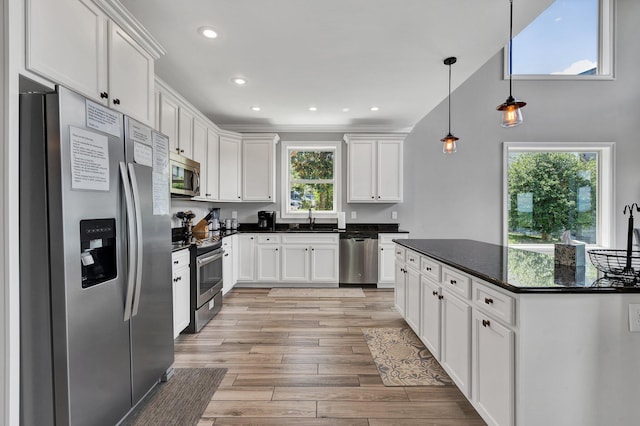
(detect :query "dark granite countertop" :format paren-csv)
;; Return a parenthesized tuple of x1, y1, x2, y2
(394, 239, 640, 293)
(232, 223, 409, 235)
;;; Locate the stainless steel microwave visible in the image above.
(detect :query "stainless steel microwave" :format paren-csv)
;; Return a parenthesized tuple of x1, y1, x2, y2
(170, 153, 200, 197)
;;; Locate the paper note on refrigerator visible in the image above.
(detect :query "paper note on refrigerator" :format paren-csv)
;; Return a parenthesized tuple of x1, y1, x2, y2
(69, 126, 110, 191)
(152, 172, 169, 215)
(152, 131, 170, 175)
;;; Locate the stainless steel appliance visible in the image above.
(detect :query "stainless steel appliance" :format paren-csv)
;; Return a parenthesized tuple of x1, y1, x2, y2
(339, 232, 379, 285)
(19, 86, 174, 426)
(187, 239, 224, 332)
(170, 152, 200, 197)
(258, 210, 276, 230)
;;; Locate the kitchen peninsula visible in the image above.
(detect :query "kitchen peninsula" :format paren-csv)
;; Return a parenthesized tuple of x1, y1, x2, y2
(394, 239, 640, 426)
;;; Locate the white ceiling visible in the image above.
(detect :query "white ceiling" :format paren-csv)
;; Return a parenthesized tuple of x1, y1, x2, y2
(119, 0, 553, 133)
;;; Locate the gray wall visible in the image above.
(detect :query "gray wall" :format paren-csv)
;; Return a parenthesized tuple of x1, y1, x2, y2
(174, 0, 640, 246)
(402, 0, 640, 246)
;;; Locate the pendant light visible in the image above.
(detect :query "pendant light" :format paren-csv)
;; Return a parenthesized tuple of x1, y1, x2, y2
(441, 56, 458, 154)
(497, 0, 526, 127)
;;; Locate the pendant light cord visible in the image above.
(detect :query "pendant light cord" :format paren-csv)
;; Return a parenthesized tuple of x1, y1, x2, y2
(509, 0, 514, 98)
(448, 62, 452, 134)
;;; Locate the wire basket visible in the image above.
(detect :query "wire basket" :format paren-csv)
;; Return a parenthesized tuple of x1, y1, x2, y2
(588, 249, 640, 284)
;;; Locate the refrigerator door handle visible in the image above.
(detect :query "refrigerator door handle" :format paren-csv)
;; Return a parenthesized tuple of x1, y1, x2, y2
(120, 162, 137, 321)
(128, 163, 145, 317)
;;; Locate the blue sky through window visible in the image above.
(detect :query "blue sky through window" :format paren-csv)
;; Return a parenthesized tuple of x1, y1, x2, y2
(512, 0, 599, 75)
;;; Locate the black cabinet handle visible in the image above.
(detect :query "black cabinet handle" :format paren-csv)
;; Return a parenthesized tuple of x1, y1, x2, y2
(173, 260, 179, 264)
(432, 291, 438, 296)
(224, 253, 229, 257)
(484, 297, 494, 305)
(113, 98, 120, 105)
(482, 319, 491, 327)
(381, 248, 384, 251)
(180, 149, 184, 153)
(438, 295, 444, 300)
(275, 248, 278, 251)
(250, 237, 254, 240)
(426, 266, 432, 271)
(450, 279, 457, 285)
(100, 92, 108, 99)
(305, 248, 308, 251)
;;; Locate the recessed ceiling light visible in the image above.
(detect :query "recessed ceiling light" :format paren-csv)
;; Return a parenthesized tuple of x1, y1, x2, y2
(198, 27, 218, 39)
(342, 108, 350, 112)
(231, 77, 247, 86)
(370, 106, 380, 112)
(250, 106, 261, 111)
(309, 106, 318, 112)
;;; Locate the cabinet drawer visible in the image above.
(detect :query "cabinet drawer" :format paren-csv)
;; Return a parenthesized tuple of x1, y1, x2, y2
(171, 248, 190, 269)
(406, 250, 420, 270)
(379, 233, 408, 245)
(420, 256, 442, 282)
(257, 234, 281, 244)
(281, 233, 338, 245)
(442, 267, 471, 299)
(395, 245, 406, 262)
(472, 280, 515, 326)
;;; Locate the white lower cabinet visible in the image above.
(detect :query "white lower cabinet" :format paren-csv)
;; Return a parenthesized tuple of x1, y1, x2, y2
(404, 265, 421, 333)
(310, 245, 339, 282)
(378, 233, 409, 287)
(222, 236, 235, 295)
(237, 234, 256, 281)
(394, 261, 406, 316)
(281, 245, 309, 282)
(171, 248, 190, 338)
(472, 310, 514, 426)
(420, 276, 442, 360)
(257, 244, 280, 281)
(440, 289, 472, 398)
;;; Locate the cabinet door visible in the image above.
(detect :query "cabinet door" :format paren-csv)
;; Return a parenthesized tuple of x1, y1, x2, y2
(441, 291, 472, 397)
(405, 267, 421, 334)
(206, 129, 220, 200)
(237, 235, 256, 281)
(219, 136, 242, 201)
(420, 277, 442, 360)
(178, 108, 194, 159)
(377, 139, 403, 202)
(394, 262, 406, 316)
(26, 0, 106, 103)
(348, 140, 376, 201)
(242, 138, 274, 201)
(472, 311, 514, 426)
(378, 244, 396, 285)
(108, 21, 154, 126)
(192, 118, 208, 195)
(281, 245, 309, 282)
(222, 240, 233, 295)
(159, 92, 180, 153)
(310, 245, 339, 282)
(172, 266, 190, 338)
(257, 246, 280, 281)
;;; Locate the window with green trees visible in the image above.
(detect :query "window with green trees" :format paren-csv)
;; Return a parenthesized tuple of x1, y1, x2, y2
(504, 143, 614, 248)
(283, 143, 340, 216)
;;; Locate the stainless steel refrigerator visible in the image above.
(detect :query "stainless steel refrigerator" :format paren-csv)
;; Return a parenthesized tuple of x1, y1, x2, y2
(19, 86, 174, 426)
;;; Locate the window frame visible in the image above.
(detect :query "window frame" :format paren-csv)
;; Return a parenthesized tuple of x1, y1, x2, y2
(280, 140, 342, 220)
(504, 0, 614, 80)
(502, 142, 615, 252)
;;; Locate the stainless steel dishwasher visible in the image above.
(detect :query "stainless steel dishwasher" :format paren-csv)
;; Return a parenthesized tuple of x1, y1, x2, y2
(339, 232, 379, 285)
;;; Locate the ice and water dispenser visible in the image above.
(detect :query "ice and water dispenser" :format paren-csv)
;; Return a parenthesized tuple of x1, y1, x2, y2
(80, 219, 117, 288)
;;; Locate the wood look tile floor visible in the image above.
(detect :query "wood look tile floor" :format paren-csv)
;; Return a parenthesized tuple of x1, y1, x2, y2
(174, 288, 486, 425)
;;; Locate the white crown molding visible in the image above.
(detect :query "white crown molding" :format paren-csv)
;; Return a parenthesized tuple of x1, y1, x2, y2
(95, 0, 166, 59)
(218, 123, 415, 134)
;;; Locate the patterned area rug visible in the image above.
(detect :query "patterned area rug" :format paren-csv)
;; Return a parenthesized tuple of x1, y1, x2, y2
(268, 288, 365, 298)
(120, 368, 227, 425)
(362, 328, 453, 386)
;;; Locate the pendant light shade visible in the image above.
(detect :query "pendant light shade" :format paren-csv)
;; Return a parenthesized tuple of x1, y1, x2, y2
(441, 56, 458, 154)
(497, 0, 526, 127)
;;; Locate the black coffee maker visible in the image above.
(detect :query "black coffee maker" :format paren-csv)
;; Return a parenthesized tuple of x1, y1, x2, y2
(258, 211, 276, 231)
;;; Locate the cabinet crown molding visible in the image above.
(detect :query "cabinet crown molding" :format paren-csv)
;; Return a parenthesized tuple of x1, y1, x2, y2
(95, 0, 166, 59)
(343, 133, 408, 144)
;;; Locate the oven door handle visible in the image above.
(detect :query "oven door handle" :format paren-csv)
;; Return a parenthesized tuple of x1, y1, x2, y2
(197, 250, 223, 266)
(120, 162, 136, 321)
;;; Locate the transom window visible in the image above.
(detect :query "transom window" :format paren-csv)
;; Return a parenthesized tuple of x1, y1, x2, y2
(281, 141, 341, 218)
(508, 0, 613, 78)
(503, 142, 614, 250)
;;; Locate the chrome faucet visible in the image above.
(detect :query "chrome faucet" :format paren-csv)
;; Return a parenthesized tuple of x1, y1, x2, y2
(308, 208, 315, 229)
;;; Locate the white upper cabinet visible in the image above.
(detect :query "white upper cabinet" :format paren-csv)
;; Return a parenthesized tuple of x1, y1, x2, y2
(192, 117, 208, 195)
(178, 108, 195, 159)
(205, 128, 220, 201)
(26, 0, 163, 126)
(107, 21, 154, 124)
(344, 134, 405, 203)
(218, 133, 243, 202)
(242, 134, 279, 202)
(158, 91, 180, 149)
